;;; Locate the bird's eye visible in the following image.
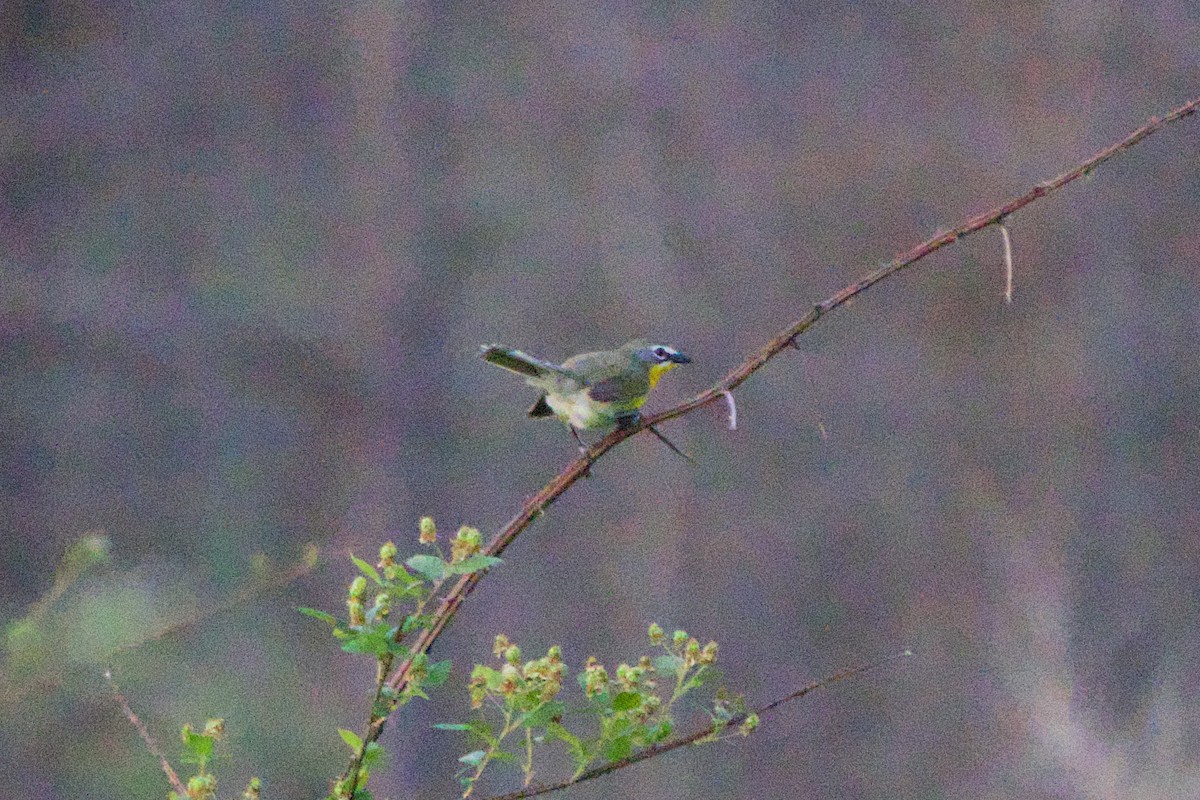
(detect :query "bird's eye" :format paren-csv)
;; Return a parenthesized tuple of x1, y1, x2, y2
(653, 347, 670, 360)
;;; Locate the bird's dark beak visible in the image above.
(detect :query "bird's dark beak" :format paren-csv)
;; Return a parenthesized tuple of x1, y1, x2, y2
(670, 351, 691, 364)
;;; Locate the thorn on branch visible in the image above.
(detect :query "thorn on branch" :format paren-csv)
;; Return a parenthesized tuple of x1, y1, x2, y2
(722, 390, 737, 430)
(998, 221, 1014, 304)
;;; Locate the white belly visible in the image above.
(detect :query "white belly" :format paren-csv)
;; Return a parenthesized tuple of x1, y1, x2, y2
(545, 389, 610, 429)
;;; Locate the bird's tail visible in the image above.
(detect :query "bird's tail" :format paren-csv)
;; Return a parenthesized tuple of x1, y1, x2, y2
(480, 344, 570, 380)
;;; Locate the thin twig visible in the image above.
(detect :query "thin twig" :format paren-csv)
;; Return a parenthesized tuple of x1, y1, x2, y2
(114, 548, 319, 657)
(481, 651, 914, 800)
(336, 94, 1200, 791)
(7, 550, 319, 709)
(105, 669, 188, 798)
(999, 221, 1014, 303)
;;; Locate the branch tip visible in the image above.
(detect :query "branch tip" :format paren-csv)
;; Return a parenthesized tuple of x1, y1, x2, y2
(998, 222, 1014, 304)
(721, 390, 737, 430)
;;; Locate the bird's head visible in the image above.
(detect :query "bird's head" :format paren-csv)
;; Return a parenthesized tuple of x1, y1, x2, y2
(622, 340, 691, 387)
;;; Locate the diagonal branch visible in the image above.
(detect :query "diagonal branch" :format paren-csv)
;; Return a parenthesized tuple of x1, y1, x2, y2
(481, 651, 913, 800)
(105, 670, 188, 798)
(336, 93, 1200, 792)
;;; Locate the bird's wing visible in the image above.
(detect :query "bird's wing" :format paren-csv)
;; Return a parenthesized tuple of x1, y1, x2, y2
(480, 345, 581, 382)
(587, 371, 649, 403)
(566, 352, 649, 404)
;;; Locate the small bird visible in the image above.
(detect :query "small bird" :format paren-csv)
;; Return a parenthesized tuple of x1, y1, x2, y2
(480, 339, 692, 458)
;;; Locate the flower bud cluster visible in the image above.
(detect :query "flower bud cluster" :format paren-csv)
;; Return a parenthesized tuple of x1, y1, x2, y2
(186, 774, 216, 799)
(347, 575, 368, 627)
(615, 661, 651, 691)
(451, 526, 482, 563)
(666, 627, 717, 669)
(470, 636, 566, 710)
(241, 777, 261, 800)
(582, 656, 609, 698)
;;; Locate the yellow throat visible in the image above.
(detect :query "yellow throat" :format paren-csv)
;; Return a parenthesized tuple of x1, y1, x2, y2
(647, 361, 677, 390)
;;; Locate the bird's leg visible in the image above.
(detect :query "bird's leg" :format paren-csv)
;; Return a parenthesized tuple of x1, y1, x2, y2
(569, 426, 593, 476)
(617, 411, 692, 463)
(615, 412, 640, 431)
(647, 425, 694, 463)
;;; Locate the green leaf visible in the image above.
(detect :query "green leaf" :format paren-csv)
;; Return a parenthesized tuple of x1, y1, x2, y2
(490, 750, 518, 763)
(465, 719, 500, 746)
(547, 720, 577, 743)
(397, 582, 429, 601)
(612, 691, 642, 712)
(519, 701, 565, 729)
(338, 728, 364, 753)
(338, 622, 397, 657)
(341, 634, 389, 657)
(687, 666, 724, 689)
(362, 741, 386, 770)
(405, 554, 445, 581)
(602, 734, 633, 763)
(297, 607, 339, 626)
(351, 555, 383, 585)
(180, 728, 214, 764)
(607, 716, 632, 738)
(586, 691, 612, 710)
(458, 750, 487, 767)
(653, 655, 684, 674)
(471, 664, 503, 689)
(425, 659, 452, 686)
(628, 721, 655, 746)
(386, 563, 419, 585)
(548, 721, 590, 772)
(436, 719, 496, 753)
(446, 554, 503, 575)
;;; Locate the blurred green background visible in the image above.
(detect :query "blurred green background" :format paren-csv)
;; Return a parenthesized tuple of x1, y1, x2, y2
(3, 2, 1199, 798)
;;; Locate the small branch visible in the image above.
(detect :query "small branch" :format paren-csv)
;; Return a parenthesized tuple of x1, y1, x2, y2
(335, 94, 1200, 789)
(999, 221, 1014, 304)
(481, 651, 914, 800)
(105, 669, 188, 798)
